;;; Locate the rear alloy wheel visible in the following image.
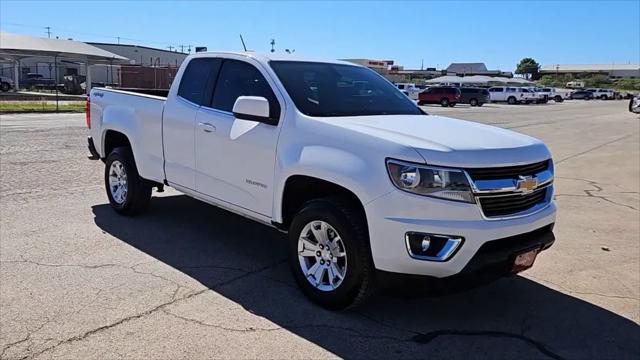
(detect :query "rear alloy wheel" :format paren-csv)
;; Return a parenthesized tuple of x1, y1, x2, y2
(469, 98, 478, 106)
(104, 147, 152, 215)
(440, 98, 450, 107)
(289, 198, 373, 310)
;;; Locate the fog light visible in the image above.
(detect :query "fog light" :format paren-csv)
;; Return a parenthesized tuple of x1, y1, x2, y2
(405, 232, 463, 261)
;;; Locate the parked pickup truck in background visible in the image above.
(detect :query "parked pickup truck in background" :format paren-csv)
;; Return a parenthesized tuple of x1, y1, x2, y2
(88, 52, 556, 309)
(488, 86, 537, 104)
(586, 88, 616, 100)
(537, 87, 571, 102)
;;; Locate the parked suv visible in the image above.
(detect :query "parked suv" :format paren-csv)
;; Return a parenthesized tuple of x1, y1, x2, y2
(458, 87, 489, 106)
(418, 86, 461, 107)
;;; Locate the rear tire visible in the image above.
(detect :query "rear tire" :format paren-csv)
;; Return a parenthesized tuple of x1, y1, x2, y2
(440, 98, 449, 107)
(104, 147, 152, 216)
(288, 198, 374, 310)
(469, 98, 478, 106)
(0, 82, 10, 92)
(554, 95, 563, 102)
(600, 95, 607, 100)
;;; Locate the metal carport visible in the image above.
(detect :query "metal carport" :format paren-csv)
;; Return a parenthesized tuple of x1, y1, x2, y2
(0, 31, 129, 94)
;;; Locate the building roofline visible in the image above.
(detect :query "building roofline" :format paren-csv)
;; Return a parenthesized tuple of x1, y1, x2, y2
(86, 42, 188, 55)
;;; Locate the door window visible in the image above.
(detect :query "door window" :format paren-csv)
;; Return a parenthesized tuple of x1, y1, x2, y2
(211, 60, 280, 122)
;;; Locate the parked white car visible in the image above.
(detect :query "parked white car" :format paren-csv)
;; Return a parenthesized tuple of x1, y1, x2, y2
(630, 95, 640, 114)
(88, 52, 556, 309)
(586, 88, 616, 100)
(395, 83, 422, 100)
(488, 86, 537, 104)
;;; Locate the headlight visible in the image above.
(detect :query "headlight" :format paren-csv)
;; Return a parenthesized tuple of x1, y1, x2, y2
(386, 159, 475, 203)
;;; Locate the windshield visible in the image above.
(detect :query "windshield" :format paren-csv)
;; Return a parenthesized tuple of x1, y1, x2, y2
(270, 61, 422, 117)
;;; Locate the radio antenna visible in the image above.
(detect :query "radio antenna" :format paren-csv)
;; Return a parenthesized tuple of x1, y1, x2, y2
(239, 34, 247, 51)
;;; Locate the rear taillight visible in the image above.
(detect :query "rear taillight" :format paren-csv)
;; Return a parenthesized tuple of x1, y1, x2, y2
(85, 96, 90, 128)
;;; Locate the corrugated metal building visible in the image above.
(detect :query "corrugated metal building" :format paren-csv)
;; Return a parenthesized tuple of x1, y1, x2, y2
(540, 64, 640, 78)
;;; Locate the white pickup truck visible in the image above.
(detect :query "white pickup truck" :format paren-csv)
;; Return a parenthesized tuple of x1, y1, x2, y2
(88, 52, 556, 309)
(537, 87, 571, 102)
(488, 86, 538, 104)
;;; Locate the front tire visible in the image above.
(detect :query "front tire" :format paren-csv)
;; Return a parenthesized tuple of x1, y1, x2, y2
(507, 96, 517, 105)
(469, 98, 478, 106)
(104, 147, 152, 216)
(0, 82, 10, 92)
(288, 198, 374, 310)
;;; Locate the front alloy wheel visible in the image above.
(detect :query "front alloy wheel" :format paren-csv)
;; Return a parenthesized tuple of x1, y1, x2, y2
(298, 220, 348, 291)
(288, 198, 374, 309)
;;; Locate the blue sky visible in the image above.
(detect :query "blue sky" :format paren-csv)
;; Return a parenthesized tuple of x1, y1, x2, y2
(1, 0, 638, 71)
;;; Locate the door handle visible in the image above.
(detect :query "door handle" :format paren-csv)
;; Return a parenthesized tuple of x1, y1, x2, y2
(198, 122, 216, 133)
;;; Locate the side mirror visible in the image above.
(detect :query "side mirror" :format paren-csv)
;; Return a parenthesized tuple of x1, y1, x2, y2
(232, 96, 276, 125)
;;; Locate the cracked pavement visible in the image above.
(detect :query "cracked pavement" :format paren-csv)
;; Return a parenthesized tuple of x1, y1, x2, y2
(1, 102, 639, 359)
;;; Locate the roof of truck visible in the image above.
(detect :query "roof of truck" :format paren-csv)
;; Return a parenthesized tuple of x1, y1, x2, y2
(187, 51, 361, 67)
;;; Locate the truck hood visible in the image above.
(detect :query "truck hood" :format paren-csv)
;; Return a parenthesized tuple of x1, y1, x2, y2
(322, 114, 550, 167)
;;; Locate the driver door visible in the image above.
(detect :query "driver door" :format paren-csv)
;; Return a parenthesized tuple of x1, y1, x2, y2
(194, 59, 283, 217)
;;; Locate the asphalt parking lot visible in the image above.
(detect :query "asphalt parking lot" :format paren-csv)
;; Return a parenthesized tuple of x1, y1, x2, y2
(1, 100, 639, 359)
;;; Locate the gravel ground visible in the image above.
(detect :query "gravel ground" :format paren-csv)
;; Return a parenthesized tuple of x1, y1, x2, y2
(1, 101, 638, 359)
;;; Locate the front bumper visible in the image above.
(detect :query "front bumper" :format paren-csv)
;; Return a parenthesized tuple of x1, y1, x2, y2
(365, 190, 556, 277)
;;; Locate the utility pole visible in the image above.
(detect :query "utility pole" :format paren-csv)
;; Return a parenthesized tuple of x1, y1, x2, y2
(117, 36, 120, 44)
(45, 26, 51, 38)
(270, 39, 275, 53)
(167, 45, 174, 52)
(421, 59, 424, 70)
(179, 45, 185, 53)
(187, 45, 192, 53)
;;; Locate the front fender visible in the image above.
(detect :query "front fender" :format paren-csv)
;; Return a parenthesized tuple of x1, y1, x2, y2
(272, 145, 390, 224)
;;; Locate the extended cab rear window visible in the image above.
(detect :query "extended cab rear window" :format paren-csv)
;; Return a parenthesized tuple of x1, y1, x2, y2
(270, 61, 421, 117)
(177, 58, 221, 105)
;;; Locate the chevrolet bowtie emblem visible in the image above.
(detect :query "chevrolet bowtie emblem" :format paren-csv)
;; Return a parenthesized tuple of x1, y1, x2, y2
(516, 175, 538, 192)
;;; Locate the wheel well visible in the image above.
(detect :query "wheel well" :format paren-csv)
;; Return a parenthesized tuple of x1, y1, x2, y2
(281, 175, 367, 230)
(103, 130, 131, 157)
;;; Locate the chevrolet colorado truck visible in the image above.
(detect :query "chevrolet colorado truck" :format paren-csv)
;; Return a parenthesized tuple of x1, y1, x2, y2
(87, 52, 556, 309)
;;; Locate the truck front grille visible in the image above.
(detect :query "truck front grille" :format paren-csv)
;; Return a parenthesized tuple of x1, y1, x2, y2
(478, 187, 549, 218)
(466, 160, 550, 180)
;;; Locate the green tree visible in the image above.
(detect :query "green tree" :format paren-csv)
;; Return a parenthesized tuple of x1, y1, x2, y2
(515, 58, 541, 80)
(584, 74, 612, 88)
